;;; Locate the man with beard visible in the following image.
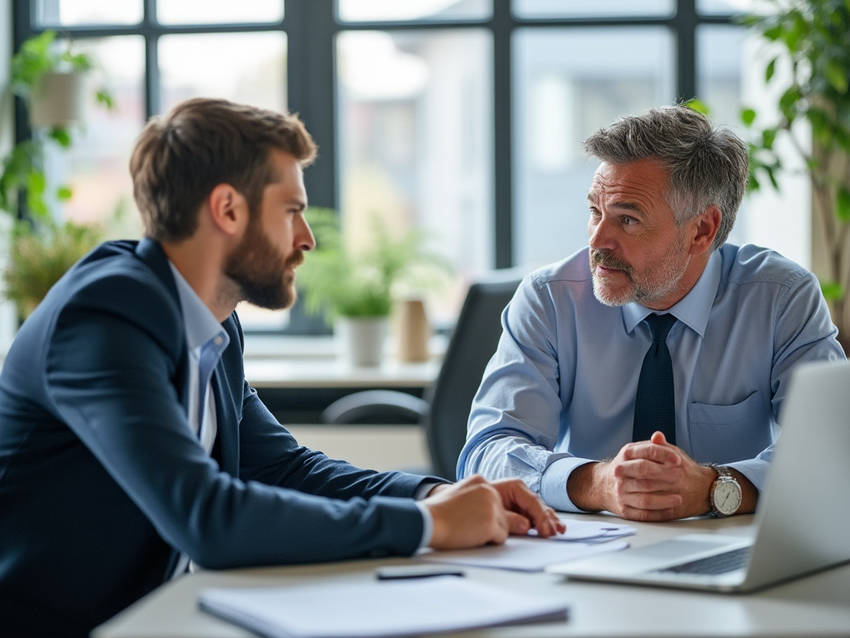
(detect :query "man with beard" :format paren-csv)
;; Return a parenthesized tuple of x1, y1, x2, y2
(458, 105, 844, 522)
(0, 98, 562, 638)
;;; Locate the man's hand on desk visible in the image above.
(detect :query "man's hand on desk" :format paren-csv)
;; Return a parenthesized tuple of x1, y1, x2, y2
(568, 431, 757, 521)
(424, 476, 564, 550)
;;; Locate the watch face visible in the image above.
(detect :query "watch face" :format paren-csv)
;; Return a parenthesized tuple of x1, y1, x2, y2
(714, 480, 742, 515)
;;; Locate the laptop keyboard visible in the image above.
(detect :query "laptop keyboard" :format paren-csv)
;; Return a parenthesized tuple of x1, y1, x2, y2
(659, 546, 751, 575)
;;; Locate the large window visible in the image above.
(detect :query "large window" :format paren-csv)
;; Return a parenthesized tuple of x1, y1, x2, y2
(13, 0, 780, 332)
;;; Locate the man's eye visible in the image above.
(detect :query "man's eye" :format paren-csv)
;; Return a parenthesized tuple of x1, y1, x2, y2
(621, 216, 638, 226)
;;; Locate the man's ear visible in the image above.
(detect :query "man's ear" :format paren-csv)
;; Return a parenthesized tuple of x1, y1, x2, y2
(207, 183, 248, 237)
(688, 205, 722, 255)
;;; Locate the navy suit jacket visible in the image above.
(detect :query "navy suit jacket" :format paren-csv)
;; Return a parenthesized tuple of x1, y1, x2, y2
(0, 239, 430, 637)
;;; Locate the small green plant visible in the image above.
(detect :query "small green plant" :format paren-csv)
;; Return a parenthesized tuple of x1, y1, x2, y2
(3, 218, 101, 316)
(735, 0, 850, 349)
(297, 208, 451, 321)
(1, 30, 113, 219)
(1, 30, 114, 317)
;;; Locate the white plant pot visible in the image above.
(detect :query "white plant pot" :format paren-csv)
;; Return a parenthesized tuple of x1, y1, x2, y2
(336, 316, 388, 367)
(30, 71, 87, 129)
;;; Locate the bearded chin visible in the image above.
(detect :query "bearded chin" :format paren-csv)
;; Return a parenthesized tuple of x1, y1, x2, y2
(224, 223, 297, 310)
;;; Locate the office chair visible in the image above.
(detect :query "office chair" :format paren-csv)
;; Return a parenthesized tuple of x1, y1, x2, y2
(320, 273, 522, 479)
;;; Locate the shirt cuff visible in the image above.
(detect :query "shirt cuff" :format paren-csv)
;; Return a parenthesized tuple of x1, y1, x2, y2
(541, 456, 597, 512)
(414, 500, 434, 550)
(726, 458, 770, 493)
(414, 480, 443, 500)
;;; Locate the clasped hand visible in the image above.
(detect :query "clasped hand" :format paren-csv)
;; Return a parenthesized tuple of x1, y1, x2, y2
(424, 475, 565, 550)
(595, 431, 716, 521)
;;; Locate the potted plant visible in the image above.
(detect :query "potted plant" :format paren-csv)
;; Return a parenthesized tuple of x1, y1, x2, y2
(297, 208, 450, 366)
(1, 30, 113, 318)
(736, 0, 850, 352)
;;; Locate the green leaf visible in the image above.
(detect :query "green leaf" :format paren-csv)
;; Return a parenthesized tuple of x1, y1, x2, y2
(761, 128, 777, 150)
(740, 107, 757, 127)
(48, 127, 72, 148)
(778, 86, 801, 121)
(765, 57, 777, 83)
(821, 281, 844, 301)
(684, 98, 710, 115)
(837, 186, 850, 222)
(56, 185, 73, 201)
(763, 24, 784, 41)
(825, 59, 849, 93)
(27, 171, 46, 196)
(765, 165, 780, 190)
(748, 173, 761, 192)
(95, 89, 115, 109)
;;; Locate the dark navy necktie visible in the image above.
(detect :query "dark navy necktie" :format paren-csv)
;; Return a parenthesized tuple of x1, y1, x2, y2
(633, 313, 677, 444)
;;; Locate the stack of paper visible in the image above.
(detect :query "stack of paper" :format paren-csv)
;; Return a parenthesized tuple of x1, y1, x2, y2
(199, 576, 568, 638)
(531, 518, 636, 544)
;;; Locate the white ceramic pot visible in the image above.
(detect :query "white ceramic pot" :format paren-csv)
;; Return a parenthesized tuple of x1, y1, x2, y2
(336, 316, 388, 367)
(30, 71, 87, 129)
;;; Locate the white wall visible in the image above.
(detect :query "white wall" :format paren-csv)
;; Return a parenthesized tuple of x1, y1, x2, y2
(1, 0, 17, 352)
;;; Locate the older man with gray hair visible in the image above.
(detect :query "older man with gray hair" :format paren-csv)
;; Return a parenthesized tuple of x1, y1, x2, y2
(459, 105, 844, 522)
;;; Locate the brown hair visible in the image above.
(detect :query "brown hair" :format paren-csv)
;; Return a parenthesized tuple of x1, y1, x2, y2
(129, 98, 317, 242)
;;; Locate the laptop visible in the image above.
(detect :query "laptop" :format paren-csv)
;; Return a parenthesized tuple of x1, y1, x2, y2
(547, 359, 850, 592)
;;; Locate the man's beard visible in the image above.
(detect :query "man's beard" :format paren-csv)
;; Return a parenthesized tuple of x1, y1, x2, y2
(589, 235, 689, 307)
(224, 220, 303, 310)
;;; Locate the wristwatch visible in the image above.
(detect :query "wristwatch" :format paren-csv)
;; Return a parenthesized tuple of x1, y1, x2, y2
(709, 465, 742, 517)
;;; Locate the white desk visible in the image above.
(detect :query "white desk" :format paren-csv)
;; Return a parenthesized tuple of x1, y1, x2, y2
(243, 335, 442, 389)
(94, 513, 850, 637)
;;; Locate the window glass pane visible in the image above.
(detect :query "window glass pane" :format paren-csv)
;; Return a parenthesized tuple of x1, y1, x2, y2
(514, 0, 673, 18)
(337, 30, 492, 325)
(47, 37, 145, 238)
(513, 27, 674, 268)
(337, 0, 491, 22)
(160, 32, 288, 330)
(697, 0, 771, 15)
(697, 25, 810, 266)
(157, 0, 283, 24)
(35, 0, 142, 25)
(159, 33, 286, 113)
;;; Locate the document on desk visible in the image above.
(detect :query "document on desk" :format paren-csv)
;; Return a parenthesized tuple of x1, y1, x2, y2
(420, 537, 629, 572)
(199, 576, 568, 638)
(530, 518, 636, 543)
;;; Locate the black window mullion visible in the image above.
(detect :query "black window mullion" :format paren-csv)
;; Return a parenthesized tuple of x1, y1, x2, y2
(142, 0, 160, 118)
(284, 0, 336, 212)
(493, 0, 513, 269)
(674, 0, 698, 102)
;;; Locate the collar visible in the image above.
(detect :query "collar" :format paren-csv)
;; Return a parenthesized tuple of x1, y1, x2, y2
(167, 262, 230, 352)
(621, 249, 722, 338)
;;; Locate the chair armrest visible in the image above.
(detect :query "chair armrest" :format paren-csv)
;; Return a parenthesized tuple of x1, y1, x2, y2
(320, 390, 429, 424)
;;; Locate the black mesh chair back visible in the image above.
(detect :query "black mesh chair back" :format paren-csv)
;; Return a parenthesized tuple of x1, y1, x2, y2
(424, 276, 520, 479)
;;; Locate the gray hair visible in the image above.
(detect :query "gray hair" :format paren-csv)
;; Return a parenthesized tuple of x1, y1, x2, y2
(583, 105, 748, 249)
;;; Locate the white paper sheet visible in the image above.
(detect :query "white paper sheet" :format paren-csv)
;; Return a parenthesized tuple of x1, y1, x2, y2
(419, 537, 629, 572)
(199, 576, 568, 638)
(528, 518, 636, 542)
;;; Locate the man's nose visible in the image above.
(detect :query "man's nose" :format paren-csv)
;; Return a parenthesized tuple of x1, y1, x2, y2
(588, 215, 616, 251)
(297, 215, 316, 252)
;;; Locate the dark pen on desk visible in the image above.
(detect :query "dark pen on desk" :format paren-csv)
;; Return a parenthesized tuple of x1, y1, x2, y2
(375, 565, 466, 580)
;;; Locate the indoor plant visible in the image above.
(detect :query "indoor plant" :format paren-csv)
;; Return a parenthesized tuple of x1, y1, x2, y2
(297, 208, 450, 366)
(1, 30, 113, 317)
(736, 0, 850, 351)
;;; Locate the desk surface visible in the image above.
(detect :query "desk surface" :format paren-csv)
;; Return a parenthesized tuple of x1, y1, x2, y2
(243, 335, 442, 389)
(94, 513, 850, 638)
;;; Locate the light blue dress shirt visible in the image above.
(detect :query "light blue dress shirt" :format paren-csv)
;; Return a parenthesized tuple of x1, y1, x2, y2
(458, 244, 845, 512)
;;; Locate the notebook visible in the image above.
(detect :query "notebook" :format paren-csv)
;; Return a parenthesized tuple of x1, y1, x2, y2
(547, 359, 850, 592)
(199, 575, 568, 637)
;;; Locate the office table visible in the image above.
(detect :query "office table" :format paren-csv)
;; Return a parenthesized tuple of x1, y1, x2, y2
(94, 512, 850, 637)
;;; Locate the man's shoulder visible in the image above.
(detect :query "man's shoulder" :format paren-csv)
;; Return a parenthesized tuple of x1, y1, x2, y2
(719, 243, 813, 291)
(527, 248, 591, 289)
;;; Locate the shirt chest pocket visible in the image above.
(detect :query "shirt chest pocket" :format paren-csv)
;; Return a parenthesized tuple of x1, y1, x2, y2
(686, 390, 771, 464)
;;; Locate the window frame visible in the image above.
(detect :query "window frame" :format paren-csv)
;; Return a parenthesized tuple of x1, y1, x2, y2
(11, 0, 739, 333)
